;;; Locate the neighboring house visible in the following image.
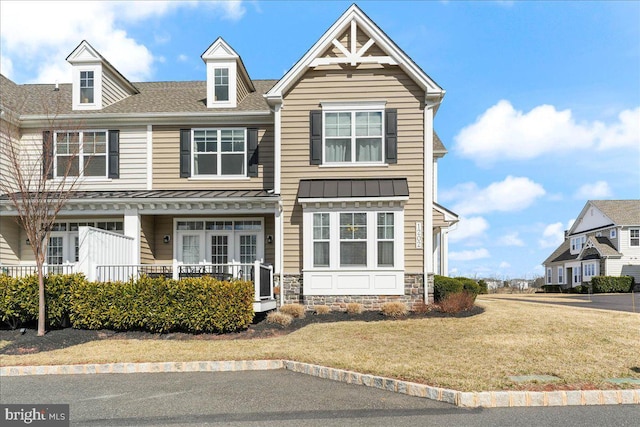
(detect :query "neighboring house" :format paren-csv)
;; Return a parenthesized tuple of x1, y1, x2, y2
(543, 200, 640, 289)
(0, 5, 458, 311)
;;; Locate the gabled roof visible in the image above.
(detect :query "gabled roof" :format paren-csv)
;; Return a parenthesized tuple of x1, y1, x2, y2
(580, 236, 622, 259)
(543, 239, 576, 265)
(265, 4, 444, 105)
(201, 37, 255, 93)
(588, 200, 640, 227)
(66, 40, 139, 95)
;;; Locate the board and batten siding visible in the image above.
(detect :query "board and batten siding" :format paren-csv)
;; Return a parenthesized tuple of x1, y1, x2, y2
(152, 125, 274, 190)
(0, 216, 21, 264)
(280, 64, 427, 273)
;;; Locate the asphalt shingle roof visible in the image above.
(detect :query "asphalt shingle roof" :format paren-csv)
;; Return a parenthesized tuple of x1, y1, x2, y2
(589, 200, 640, 226)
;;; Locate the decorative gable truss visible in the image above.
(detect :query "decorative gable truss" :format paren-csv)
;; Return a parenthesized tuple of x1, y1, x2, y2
(311, 20, 398, 67)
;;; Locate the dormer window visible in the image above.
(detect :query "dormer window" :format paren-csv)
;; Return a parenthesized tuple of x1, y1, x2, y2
(80, 71, 94, 104)
(214, 68, 229, 102)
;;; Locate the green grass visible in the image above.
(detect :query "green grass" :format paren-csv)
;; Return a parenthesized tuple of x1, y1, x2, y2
(1, 298, 639, 392)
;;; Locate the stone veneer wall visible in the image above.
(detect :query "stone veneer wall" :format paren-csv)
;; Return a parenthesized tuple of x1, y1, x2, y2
(280, 273, 434, 311)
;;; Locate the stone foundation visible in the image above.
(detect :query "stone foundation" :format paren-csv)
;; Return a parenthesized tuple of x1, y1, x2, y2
(280, 273, 434, 311)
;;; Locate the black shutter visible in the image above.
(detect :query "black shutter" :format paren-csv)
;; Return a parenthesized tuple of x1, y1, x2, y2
(247, 128, 259, 177)
(42, 131, 53, 179)
(385, 109, 398, 164)
(108, 130, 119, 179)
(180, 129, 191, 178)
(309, 110, 322, 165)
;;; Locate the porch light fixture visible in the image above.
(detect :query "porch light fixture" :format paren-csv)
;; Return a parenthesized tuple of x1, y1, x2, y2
(163, 235, 171, 244)
(267, 235, 273, 244)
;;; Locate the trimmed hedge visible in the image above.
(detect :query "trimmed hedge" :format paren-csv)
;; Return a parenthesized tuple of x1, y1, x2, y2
(433, 275, 463, 302)
(0, 274, 255, 333)
(590, 276, 634, 293)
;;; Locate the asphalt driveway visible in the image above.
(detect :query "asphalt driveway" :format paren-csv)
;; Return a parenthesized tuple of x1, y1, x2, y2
(489, 293, 640, 313)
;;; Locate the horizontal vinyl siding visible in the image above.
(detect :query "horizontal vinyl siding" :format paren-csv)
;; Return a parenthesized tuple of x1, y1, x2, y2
(0, 216, 20, 264)
(140, 215, 155, 264)
(237, 70, 250, 104)
(0, 120, 19, 195)
(102, 69, 130, 107)
(19, 127, 147, 191)
(281, 65, 426, 273)
(152, 125, 274, 190)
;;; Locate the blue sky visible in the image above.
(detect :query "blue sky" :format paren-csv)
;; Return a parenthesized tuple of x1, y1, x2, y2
(1, 1, 638, 280)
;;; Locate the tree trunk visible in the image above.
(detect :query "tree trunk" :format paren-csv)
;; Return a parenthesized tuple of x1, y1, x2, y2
(36, 254, 46, 336)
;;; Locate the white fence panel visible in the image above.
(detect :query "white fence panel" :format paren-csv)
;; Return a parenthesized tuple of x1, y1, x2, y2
(77, 226, 135, 282)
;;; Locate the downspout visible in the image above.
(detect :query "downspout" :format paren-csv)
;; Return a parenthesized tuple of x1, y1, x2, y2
(423, 96, 441, 304)
(271, 101, 284, 307)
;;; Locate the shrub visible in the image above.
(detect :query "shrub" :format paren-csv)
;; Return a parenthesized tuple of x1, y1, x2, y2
(266, 311, 293, 326)
(69, 276, 254, 333)
(279, 303, 306, 318)
(433, 275, 463, 302)
(0, 274, 29, 329)
(412, 301, 434, 314)
(477, 280, 489, 295)
(438, 291, 475, 314)
(380, 301, 408, 318)
(314, 305, 331, 315)
(591, 276, 634, 293)
(454, 277, 481, 297)
(346, 302, 363, 314)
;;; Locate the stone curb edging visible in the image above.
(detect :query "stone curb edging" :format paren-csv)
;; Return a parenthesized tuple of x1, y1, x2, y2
(2, 361, 639, 408)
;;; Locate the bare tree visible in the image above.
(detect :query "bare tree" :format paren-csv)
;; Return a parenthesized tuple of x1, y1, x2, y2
(1, 84, 86, 336)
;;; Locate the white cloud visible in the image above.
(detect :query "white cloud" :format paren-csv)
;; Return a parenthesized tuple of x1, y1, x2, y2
(454, 100, 640, 163)
(0, 1, 245, 83)
(442, 176, 545, 216)
(539, 222, 564, 248)
(574, 181, 613, 200)
(449, 216, 489, 243)
(449, 248, 490, 261)
(499, 261, 511, 269)
(497, 232, 524, 247)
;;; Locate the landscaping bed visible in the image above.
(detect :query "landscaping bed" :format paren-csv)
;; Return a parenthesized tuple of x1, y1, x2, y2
(0, 305, 483, 355)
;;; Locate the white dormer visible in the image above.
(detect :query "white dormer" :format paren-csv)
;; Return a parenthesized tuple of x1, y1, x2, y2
(201, 38, 254, 109)
(66, 40, 138, 111)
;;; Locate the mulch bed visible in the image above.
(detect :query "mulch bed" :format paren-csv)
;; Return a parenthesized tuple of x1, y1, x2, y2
(0, 306, 483, 355)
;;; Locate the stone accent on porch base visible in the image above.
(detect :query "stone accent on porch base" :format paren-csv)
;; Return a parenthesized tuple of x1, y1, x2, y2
(281, 273, 434, 311)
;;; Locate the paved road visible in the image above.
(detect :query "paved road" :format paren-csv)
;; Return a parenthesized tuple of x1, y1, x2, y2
(495, 293, 640, 313)
(2, 371, 639, 426)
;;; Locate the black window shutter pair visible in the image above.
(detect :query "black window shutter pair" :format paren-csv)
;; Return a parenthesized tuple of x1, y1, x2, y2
(309, 109, 398, 165)
(42, 130, 119, 179)
(179, 128, 259, 178)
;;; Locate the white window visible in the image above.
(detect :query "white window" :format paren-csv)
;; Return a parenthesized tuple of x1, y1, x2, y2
(570, 235, 586, 252)
(80, 71, 94, 104)
(610, 229, 617, 239)
(323, 110, 383, 164)
(312, 213, 330, 267)
(630, 229, 639, 247)
(54, 131, 107, 178)
(573, 267, 582, 285)
(583, 262, 597, 279)
(214, 68, 229, 102)
(546, 268, 552, 284)
(558, 267, 564, 284)
(192, 129, 246, 177)
(306, 210, 401, 270)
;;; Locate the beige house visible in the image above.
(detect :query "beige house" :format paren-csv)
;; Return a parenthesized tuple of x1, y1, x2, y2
(542, 200, 640, 289)
(0, 5, 458, 310)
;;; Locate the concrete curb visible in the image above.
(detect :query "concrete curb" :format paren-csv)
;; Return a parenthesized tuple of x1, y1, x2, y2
(2, 361, 639, 408)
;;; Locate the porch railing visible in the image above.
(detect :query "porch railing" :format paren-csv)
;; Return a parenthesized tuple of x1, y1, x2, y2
(95, 264, 174, 282)
(0, 264, 75, 278)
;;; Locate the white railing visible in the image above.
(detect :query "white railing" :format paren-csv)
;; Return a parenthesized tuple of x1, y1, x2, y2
(95, 264, 173, 282)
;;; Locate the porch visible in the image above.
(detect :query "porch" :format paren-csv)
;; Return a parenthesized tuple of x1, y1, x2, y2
(0, 261, 276, 313)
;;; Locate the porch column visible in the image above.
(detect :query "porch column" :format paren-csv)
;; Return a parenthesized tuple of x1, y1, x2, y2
(440, 229, 449, 277)
(124, 208, 140, 265)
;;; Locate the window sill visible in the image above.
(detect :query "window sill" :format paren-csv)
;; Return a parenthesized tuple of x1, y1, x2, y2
(51, 178, 113, 183)
(319, 163, 388, 168)
(188, 176, 251, 181)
